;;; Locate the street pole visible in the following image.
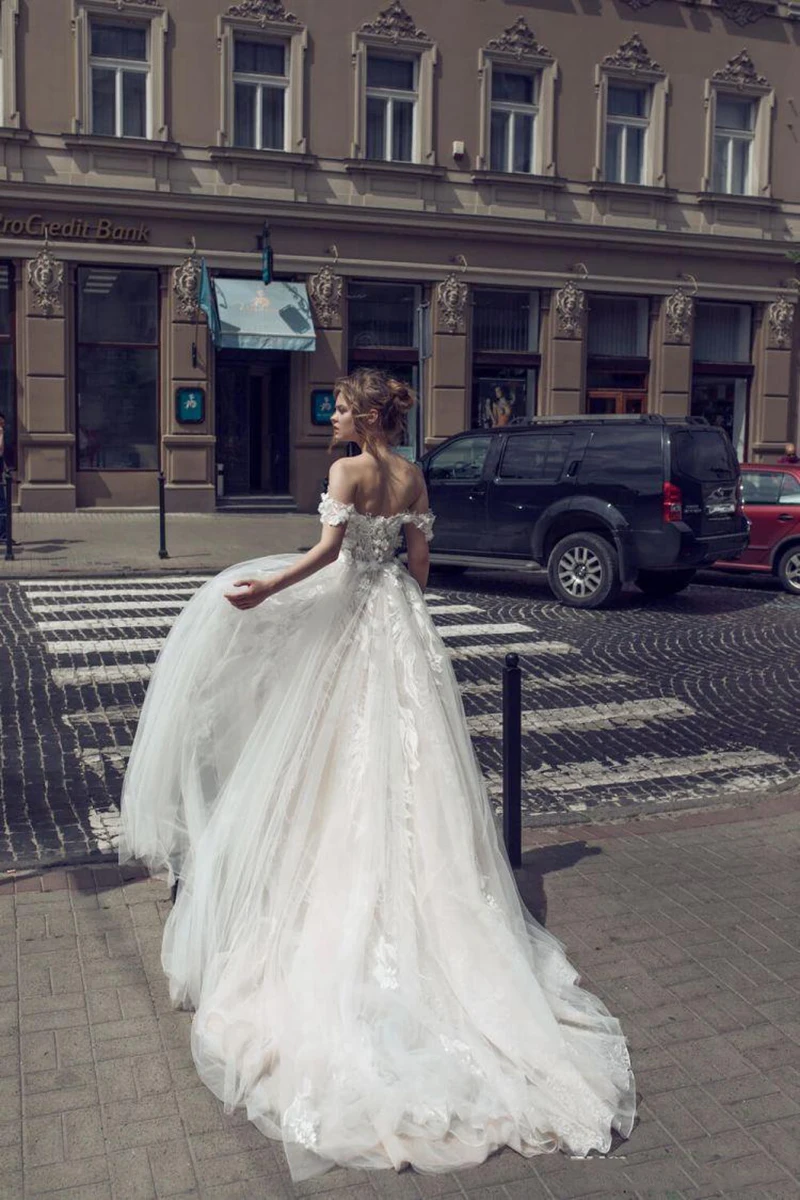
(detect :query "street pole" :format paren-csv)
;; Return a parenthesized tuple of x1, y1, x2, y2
(3, 469, 14, 562)
(502, 651, 522, 868)
(158, 470, 169, 560)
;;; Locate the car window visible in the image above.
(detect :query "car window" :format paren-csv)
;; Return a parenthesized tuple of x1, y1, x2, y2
(672, 429, 736, 480)
(741, 472, 781, 505)
(779, 473, 800, 505)
(498, 432, 573, 481)
(428, 435, 492, 482)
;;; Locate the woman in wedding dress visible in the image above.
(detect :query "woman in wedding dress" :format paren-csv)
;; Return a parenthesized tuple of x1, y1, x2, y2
(119, 368, 635, 1182)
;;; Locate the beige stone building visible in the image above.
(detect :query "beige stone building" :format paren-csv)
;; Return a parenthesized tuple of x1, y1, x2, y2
(0, 0, 798, 513)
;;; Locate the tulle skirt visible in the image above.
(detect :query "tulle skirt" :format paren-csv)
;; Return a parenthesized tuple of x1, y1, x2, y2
(119, 554, 635, 1180)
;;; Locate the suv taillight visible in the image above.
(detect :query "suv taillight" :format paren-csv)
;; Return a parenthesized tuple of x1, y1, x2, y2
(662, 482, 683, 523)
(735, 478, 744, 514)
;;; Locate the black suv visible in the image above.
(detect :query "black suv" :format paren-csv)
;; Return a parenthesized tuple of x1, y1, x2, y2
(420, 415, 749, 608)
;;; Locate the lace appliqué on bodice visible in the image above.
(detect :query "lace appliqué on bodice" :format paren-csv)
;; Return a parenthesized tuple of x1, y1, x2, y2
(318, 492, 435, 565)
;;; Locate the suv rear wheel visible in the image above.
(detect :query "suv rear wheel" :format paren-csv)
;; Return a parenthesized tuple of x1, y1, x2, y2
(776, 546, 800, 595)
(635, 568, 696, 598)
(547, 532, 621, 609)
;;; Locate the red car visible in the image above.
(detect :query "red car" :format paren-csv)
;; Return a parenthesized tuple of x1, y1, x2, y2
(714, 463, 800, 594)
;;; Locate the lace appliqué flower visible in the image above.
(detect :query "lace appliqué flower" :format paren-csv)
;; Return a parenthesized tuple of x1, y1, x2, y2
(373, 935, 399, 990)
(405, 510, 436, 544)
(318, 491, 354, 527)
(283, 1080, 320, 1149)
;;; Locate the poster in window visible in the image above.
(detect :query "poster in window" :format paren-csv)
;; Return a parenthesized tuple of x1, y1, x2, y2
(176, 387, 205, 424)
(474, 376, 523, 429)
(311, 388, 335, 426)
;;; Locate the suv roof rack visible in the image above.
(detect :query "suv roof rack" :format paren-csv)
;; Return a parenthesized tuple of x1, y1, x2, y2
(505, 414, 710, 427)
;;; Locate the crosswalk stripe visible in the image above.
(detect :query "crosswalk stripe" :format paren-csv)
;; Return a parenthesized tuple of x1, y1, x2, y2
(25, 585, 201, 602)
(37, 615, 178, 633)
(30, 599, 189, 615)
(62, 705, 139, 726)
(19, 576, 212, 592)
(459, 672, 640, 696)
(467, 698, 695, 737)
(46, 638, 164, 656)
(51, 664, 152, 687)
(448, 640, 574, 660)
(484, 749, 783, 796)
(437, 622, 534, 640)
(422, 604, 483, 616)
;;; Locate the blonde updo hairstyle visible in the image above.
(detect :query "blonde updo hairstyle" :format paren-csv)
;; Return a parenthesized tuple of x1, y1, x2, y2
(333, 368, 415, 456)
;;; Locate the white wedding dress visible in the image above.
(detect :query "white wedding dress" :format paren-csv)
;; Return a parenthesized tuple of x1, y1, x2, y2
(119, 493, 635, 1181)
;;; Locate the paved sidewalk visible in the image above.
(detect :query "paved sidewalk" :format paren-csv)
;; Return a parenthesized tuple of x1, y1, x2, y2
(0, 512, 322, 578)
(1, 794, 799, 1200)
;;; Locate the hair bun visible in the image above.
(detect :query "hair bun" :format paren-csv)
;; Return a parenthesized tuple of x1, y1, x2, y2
(386, 378, 414, 416)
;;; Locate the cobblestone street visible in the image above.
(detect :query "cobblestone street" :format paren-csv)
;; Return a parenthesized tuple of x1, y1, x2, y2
(1, 565, 798, 868)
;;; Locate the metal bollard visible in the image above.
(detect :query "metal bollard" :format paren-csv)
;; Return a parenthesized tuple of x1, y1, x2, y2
(158, 470, 169, 560)
(502, 651, 522, 868)
(3, 469, 13, 562)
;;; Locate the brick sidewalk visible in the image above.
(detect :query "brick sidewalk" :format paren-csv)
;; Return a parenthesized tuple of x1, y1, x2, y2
(0, 512, 322, 578)
(2, 798, 799, 1200)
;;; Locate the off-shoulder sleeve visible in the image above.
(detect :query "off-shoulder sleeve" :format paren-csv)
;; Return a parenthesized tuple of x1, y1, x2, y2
(318, 491, 354, 527)
(404, 511, 435, 543)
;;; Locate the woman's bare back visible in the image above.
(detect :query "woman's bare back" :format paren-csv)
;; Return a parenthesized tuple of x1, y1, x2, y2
(347, 452, 427, 517)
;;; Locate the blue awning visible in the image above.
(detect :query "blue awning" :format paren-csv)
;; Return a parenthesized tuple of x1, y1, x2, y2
(210, 278, 316, 352)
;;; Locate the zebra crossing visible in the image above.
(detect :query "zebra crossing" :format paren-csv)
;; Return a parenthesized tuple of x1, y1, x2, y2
(14, 572, 790, 849)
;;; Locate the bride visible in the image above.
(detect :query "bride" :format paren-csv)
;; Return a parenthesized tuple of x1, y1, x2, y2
(119, 368, 635, 1182)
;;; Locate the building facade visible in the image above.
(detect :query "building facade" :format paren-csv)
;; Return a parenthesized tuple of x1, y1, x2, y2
(1, 0, 798, 513)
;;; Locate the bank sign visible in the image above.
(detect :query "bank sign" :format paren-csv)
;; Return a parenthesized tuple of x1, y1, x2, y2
(0, 213, 150, 243)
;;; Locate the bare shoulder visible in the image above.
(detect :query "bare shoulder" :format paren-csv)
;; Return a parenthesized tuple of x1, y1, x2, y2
(327, 455, 359, 502)
(404, 461, 429, 511)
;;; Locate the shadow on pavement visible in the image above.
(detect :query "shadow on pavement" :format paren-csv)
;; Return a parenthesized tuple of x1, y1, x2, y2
(515, 840, 602, 927)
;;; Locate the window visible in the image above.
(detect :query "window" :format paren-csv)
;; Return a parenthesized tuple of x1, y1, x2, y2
(77, 268, 159, 471)
(72, 1, 167, 141)
(473, 290, 538, 354)
(0, 0, 20, 130)
(489, 70, 538, 174)
(89, 22, 148, 138)
(472, 289, 540, 428)
(217, 8, 306, 152)
(780, 474, 800, 505)
(594, 35, 668, 187)
(741, 471, 781, 505)
(478, 18, 556, 176)
(703, 52, 774, 198)
(352, 11, 436, 165)
(587, 296, 649, 358)
(428, 435, 491, 482)
(348, 281, 422, 459)
(365, 53, 416, 162)
(499, 432, 573, 481)
(605, 85, 649, 185)
(712, 96, 754, 195)
(693, 303, 751, 364)
(233, 39, 287, 151)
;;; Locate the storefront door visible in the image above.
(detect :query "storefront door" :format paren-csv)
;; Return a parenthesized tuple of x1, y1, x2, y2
(215, 352, 290, 496)
(586, 390, 647, 415)
(691, 376, 748, 462)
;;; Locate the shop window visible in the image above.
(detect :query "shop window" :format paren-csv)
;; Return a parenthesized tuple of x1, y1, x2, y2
(691, 302, 753, 460)
(587, 295, 649, 358)
(0, 0, 20, 130)
(693, 302, 751, 363)
(77, 268, 159, 471)
(472, 288, 539, 428)
(703, 51, 773, 198)
(233, 39, 288, 151)
(0, 264, 15, 471)
(217, 9, 306, 152)
(352, 7, 436, 165)
(72, 1, 168, 140)
(477, 18, 556, 177)
(348, 281, 422, 458)
(593, 35, 668, 187)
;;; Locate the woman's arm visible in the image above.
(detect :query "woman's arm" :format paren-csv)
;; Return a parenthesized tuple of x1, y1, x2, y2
(224, 460, 354, 610)
(405, 478, 431, 592)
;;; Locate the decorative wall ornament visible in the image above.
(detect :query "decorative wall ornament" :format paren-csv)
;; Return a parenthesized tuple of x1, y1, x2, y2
(767, 297, 796, 349)
(485, 16, 552, 61)
(664, 288, 694, 343)
(711, 49, 769, 90)
(602, 33, 663, 75)
(359, 0, 430, 44)
(173, 251, 201, 319)
(27, 245, 64, 318)
(618, 0, 659, 9)
(226, 0, 300, 24)
(713, 0, 776, 26)
(554, 281, 585, 339)
(308, 265, 343, 328)
(436, 273, 468, 335)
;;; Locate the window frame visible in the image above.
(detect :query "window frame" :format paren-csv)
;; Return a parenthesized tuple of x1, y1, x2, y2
(71, 0, 167, 141)
(217, 10, 306, 153)
(0, 0, 20, 130)
(231, 37, 290, 152)
(488, 68, 540, 176)
(364, 51, 419, 164)
(351, 22, 437, 165)
(604, 83, 650, 186)
(88, 20, 150, 139)
(710, 93, 756, 196)
(477, 31, 556, 176)
(703, 53, 774, 198)
(593, 37, 668, 187)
